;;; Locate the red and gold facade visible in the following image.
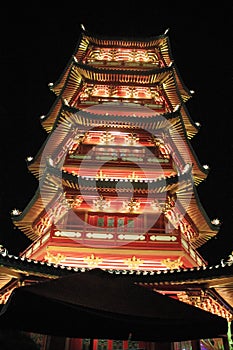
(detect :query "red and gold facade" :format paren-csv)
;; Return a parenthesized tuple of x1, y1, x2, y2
(6, 30, 231, 349)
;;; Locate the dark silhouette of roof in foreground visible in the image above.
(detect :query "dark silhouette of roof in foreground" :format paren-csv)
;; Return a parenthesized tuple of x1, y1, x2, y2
(0, 268, 228, 342)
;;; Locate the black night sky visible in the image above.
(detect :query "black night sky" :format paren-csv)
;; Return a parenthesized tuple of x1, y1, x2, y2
(0, 3, 232, 265)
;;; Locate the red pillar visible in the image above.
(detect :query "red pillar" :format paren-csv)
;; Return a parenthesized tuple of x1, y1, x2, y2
(68, 338, 83, 350)
(108, 340, 113, 350)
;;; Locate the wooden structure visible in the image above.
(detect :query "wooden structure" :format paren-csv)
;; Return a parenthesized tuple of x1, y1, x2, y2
(0, 29, 232, 350)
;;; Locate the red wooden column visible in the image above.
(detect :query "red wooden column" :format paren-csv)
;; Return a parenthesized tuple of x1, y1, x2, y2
(68, 338, 82, 350)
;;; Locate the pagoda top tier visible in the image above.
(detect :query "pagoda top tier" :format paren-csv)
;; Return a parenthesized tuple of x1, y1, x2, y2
(41, 30, 198, 140)
(50, 30, 191, 100)
(63, 30, 174, 70)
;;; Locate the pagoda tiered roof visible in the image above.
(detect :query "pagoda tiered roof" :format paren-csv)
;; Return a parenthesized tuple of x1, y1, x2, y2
(49, 62, 191, 116)
(41, 97, 198, 140)
(29, 103, 207, 186)
(55, 161, 193, 194)
(41, 30, 198, 139)
(12, 162, 218, 247)
(51, 32, 190, 101)
(50, 31, 176, 94)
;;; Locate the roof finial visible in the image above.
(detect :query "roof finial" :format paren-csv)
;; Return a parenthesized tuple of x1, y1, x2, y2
(80, 24, 86, 32)
(164, 28, 170, 35)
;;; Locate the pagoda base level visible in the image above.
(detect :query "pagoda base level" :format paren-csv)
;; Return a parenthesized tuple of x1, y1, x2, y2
(29, 333, 229, 350)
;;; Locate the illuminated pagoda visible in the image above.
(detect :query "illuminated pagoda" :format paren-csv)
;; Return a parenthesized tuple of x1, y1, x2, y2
(11, 29, 219, 271)
(0, 28, 232, 350)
